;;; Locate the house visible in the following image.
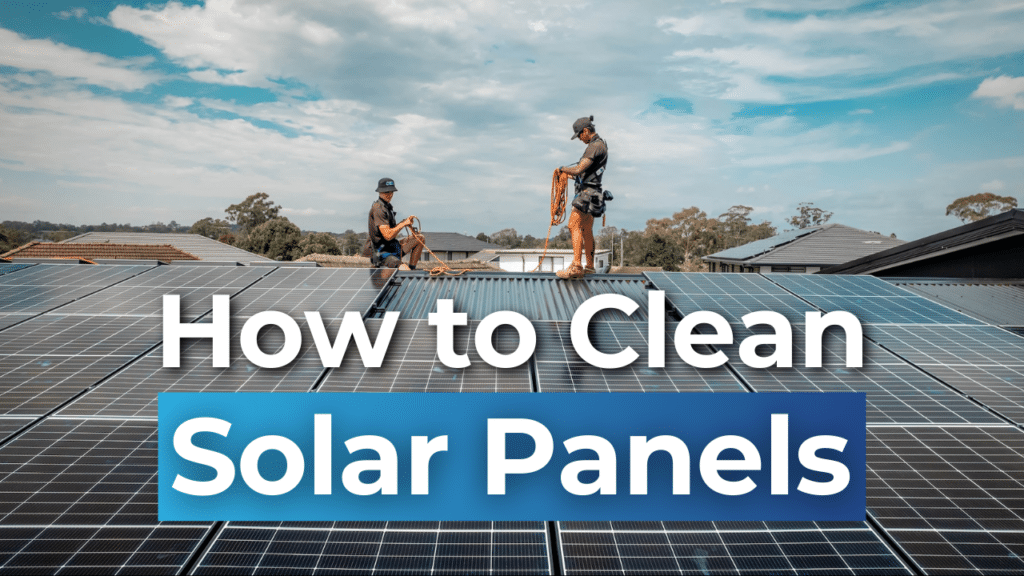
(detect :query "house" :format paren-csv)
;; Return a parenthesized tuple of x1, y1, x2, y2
(494, 248, 612, 273)
(61, 231, 272, 262)
(0, 241, 200, 263)
(704, 224, 905, 273)
(415, 232, 502, 262)
(820, 209, 1024, 278)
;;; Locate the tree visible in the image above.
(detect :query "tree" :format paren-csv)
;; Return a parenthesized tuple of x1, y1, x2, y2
(238, 217, 301, 260)
(787, 202, 833, 229)
(717, 205, 776, 250)
(339, 230, 365, 256)
(490, 228, 522, 248)
(475, 232, 489, 243)
(945, 193, 1018, 223)
(225, 192, 282, 233)
(298, 232, 342, 257)
(189, 217, 232, 239)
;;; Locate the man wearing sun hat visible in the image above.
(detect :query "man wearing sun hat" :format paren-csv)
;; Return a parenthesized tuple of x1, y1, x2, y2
(366, 177, 424, 270)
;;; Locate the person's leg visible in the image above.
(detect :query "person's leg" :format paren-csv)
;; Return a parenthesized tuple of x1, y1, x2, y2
(557, 208, 586, 278)
(582, 213, 595, 270)
(400, 235, 424, 268)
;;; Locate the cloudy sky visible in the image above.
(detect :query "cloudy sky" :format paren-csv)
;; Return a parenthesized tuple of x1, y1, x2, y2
(1, 0, 1022, 240)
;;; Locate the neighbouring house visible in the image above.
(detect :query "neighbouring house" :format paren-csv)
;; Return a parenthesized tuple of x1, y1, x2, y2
(0, 241, 200, 262)
(415, 233, 502, 262)
(495, 248, 612, 273)
(61, 232, 272, 262)
(703, 224, 905, 274)
(820, 209, 1024, 279)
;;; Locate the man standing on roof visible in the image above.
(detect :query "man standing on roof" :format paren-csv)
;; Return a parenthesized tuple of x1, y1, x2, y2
(556, 115, 609, 279)
(366, 177, 424, 270)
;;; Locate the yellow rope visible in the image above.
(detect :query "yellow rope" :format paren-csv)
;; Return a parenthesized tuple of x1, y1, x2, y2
(405, 217, 473, 277)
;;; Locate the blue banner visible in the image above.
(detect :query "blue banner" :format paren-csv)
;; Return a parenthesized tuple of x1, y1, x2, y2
(158, 392, 865, 521)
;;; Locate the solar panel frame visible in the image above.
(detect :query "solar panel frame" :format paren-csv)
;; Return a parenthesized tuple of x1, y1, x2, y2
(0, 417, 33, 444)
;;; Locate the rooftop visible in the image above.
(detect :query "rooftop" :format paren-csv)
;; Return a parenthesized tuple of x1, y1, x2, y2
(1, 241, 199, 262)
(62, 231, 272, 262)
(705, 224, 905, 266)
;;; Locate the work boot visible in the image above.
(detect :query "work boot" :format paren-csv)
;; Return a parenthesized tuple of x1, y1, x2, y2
(583, 266, 597, 275)
(556, 263, 584, 279)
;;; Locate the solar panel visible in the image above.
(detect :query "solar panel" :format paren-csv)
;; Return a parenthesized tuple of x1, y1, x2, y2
(866, 426, 1024, 573)
(659, 292, 817, 324)
(0, 263, 34, 276)
(645, 271, 791, 296)
(764, 274, 981, 325)
(0, 263, 154, 287)
(0, 417, 32, 443)
(318, 319, 533, 393)
(0, 525, 213, 575)
(867, 325, 1024, 367)
(534, 321, 747, 393)
(0, 355, 135, 416)
(704, 227, 818, 261)
(192, 522, 551, 575)
(56, 285, 238, 320)
(556, 521, 912, 575)
(0, 284, 108, 314)
(713, 324, 1000, 425)
(0, 315, 162, 358)
(229, 268, 388, 321)
(889, 280, 1024, 327)
(0, 313, 33, 331)
(58, 324, 324, 419)
(117, 265, 269, 288)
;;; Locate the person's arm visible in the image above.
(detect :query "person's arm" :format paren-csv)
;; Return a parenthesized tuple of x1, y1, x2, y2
(559, 157, 593, 176)
(378, 215, 416, 241)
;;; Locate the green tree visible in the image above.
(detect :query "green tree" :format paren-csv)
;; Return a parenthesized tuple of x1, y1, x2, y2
(338, 230, 364, 256)
(490, 228, 522, 248)
(298, 232, 342, 257)
(0, 226, 30, 253)
(475, 232, 489, 243)
(225, 192, 282, 233)
(624, 228, 679, 271)
(238, 217, 302, 261)
(189, 217, 232, 239)
(787, 202, 833, 229)
(945, 193, 1018, 223)
(717, 205, 776, 250)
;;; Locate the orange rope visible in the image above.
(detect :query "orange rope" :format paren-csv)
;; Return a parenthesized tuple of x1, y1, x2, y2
(531, 169, 570, 272)
(405, 217, 473, 277)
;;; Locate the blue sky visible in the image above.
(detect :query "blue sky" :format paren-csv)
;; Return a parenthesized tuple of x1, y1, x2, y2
(1, 0, 1022, 240)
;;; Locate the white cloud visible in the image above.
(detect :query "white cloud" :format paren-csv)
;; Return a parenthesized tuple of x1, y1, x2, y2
(0, 28, 157, 90)
(738, 141, 909, 167)
(54, 8, 87, 20)
(972, 75, 1024, 110)
(163, 95, 193, 108)
(528, 21, 547, 33)
(981, 179, 1005, 191)
(282, 207, 336, 216)
(849, 109, 872, 115)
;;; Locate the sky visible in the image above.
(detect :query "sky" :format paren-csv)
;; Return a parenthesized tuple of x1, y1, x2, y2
(1, 0, 1022, 241)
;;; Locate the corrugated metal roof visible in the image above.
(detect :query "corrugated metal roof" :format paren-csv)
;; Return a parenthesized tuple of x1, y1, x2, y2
(888, 278, 1024, 326)
(705, 227, 818, 261)
(374, 272, 651, 320)
(707, 225, 904, 265)
(62, 232, 272, 262)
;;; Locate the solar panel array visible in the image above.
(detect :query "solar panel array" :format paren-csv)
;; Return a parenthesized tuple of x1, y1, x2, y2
(2, 264, 1024, 574)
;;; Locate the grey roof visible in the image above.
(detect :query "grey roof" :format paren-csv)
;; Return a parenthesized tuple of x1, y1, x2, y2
(706, 224, 905, 266)
(822, 209, 1024, 275)
(419, 232, 501, 253)
(706, 227, 818, 261)
(887, 278, 1024, 327)
(62, 232, 272, 262)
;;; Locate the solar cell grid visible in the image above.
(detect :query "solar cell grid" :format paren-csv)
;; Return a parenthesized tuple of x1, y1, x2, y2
(918, 364, 1024, 426)
(252, 267, 389, 291)
(193, 522, 551, 575)
(56, 285, 233, 319)
(867, 325, 1024, 367)
(318, 319, 532, 393)
(660, 292, 817, 324)
(0, 525, 212, 575)
(557, 522, 912, 575)
(230, 288, 381, 320)
(0, 418, 183, 526)
(0, 417, 32, 443)
(533, 321, 747, 393)
(866, 426, 1024, 532)
(117, 265, 269, 288)
(0, 313, 32, 331)
(0, 263, 34, 276)
(645, 271, 790, 295)
(58, 323, 324, 418)
(800, 294, 981, 325)
(0, 315, 162, 357)
(0, 284, 105, 314)
(765, 274, 911, 298)
(0, 263, 154, 287)
(0, 354, 135, 416)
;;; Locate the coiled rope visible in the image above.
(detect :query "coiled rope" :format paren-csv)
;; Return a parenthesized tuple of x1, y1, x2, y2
(405, 217, 473, 277)
(530, 169, 570, 272)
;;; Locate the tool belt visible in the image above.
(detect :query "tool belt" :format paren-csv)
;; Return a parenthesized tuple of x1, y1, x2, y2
(370, 239, 401, 267)
(571, 187, 614, 218)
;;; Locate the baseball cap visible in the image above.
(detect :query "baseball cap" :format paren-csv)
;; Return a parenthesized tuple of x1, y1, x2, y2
(376, 177, 397, 193)
(571, 115, 594, 140)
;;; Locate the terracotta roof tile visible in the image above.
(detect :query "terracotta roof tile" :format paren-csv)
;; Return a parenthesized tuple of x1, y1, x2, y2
(0, 242, 199, 261)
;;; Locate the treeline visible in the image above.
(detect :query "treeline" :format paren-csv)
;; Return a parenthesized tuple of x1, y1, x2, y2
(0, 220, 191, 252)
(478, 204, 832, 271)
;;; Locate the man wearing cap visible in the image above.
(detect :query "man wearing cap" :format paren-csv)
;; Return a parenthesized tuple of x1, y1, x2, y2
(556, 115, 608, 280)
(366, 177, 424, 270)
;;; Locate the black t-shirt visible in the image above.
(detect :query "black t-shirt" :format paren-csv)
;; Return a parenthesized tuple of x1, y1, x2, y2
(368, 198, 397, 252)
(577, 135, 608, 190)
